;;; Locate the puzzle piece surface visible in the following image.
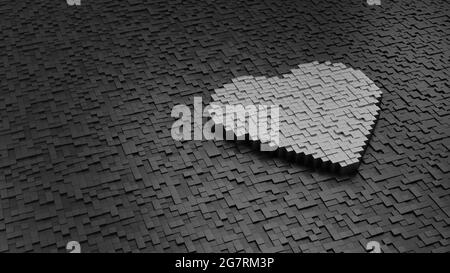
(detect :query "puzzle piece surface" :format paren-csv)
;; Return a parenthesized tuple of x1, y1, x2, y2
(0, 0, 448, 253)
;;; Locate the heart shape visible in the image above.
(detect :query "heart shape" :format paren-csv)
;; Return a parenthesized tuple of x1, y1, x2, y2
(210, 61, 382, 173)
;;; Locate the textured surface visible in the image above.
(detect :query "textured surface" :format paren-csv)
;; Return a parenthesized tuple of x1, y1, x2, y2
(0, 0, 449, 253)
(210, 61, 382, 173)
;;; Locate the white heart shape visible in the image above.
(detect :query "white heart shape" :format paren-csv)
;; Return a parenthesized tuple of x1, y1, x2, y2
(210, 61, 382, 173)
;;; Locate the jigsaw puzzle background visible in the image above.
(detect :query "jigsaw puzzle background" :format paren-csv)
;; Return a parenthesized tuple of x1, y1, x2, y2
(0, 0, 448, 252)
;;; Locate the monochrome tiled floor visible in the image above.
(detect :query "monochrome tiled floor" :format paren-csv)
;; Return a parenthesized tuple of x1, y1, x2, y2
(0, 0, 448, 252)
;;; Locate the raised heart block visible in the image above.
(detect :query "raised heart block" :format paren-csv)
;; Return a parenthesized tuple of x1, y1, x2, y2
(210, 61, 382, 174)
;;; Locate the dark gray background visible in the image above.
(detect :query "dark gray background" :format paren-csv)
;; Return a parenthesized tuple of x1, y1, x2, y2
(0, 0, 448, 252)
